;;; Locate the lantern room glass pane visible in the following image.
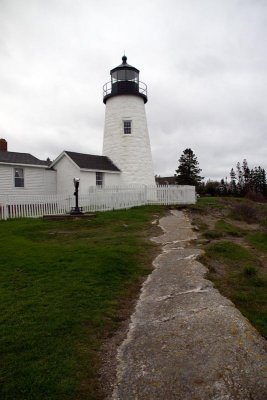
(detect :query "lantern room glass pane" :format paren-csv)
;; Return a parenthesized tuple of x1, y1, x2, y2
(111, 71, 117, 83)
(112, 69, 139, 83)
(117, 70, 126, 81)
(125, 70, 138, 82)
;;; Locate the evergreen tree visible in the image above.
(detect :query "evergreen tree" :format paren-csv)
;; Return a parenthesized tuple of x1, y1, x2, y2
(236, 162, 243, 194)
(219, 178, 227, 195)
(231, 160, 267, 198)
(204, 180, 220, 196)
(262, 168, 267, 196)
(242, 159, 250, 193)
(252, 166, 267, 194)
(175, 148, 203, 187)
(229, 168, 237, 195)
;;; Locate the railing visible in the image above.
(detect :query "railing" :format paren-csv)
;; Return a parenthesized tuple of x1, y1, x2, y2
(0, 185, 195, 220)
(103, 80, 147, 98)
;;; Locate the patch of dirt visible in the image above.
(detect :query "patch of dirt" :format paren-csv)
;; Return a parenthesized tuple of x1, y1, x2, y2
(97, 300, 136, 398)
(191, 214, 217, 230)
(191, 210, 260, 234)
(227, 220, 260, 231)
(204, 259, 227, 276)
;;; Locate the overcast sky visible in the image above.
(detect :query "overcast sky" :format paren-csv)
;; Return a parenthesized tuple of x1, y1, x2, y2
(0, 0, 266, 181)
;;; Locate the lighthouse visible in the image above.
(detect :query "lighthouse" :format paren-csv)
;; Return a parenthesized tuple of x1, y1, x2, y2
(102, 56, 155, 186)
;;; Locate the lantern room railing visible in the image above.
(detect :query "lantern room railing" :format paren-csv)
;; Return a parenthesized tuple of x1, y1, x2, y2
(103, 80, 147, 99)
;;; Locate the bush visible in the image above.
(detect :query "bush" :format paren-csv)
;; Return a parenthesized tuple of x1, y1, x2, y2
(245, 191, 266, 203)
(231, 203, 258, 223)
(243, 266, 257, 277)
(203, 230, 223, 239)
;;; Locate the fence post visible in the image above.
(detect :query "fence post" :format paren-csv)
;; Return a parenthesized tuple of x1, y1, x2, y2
(0, 197, 8, 220)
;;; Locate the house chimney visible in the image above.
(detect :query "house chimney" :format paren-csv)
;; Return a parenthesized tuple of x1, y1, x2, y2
(0, 138, 7, 152)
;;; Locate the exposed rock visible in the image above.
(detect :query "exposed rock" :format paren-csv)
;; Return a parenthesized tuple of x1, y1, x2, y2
(112, 211, 267, 400)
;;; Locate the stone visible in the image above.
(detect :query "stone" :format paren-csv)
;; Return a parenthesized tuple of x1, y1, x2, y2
(112, 210, 267, 400)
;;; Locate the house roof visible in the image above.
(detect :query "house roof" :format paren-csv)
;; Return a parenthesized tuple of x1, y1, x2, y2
(65, 151, 120, 172)
(0, 151, 51, 166)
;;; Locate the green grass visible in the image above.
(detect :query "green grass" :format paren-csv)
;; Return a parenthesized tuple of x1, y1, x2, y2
(246, 232, 267, 251)
(197, 222, 209, 231)
(203, 230, 223, 239)
(190, 196, 225, 213)
(197, 197, 223, 206)
(203, 241, 255, 263)
(202, 241, 267, 337)
(215, 219, 243, 236)
(0, 206, 165, 400)
(202, 219, 243, 240)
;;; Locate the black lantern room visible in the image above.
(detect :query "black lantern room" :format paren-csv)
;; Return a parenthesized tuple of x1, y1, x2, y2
(103, 56, 147, 104)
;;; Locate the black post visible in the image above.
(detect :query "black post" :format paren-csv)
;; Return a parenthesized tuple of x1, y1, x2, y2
(70, 178, 83, 215)
(74, 180, 79, 210)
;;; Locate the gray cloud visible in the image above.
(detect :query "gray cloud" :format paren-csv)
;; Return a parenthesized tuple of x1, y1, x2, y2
(0, 0, 266, 182)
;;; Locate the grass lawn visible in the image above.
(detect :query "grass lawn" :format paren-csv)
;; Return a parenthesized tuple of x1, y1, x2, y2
(247, 232, 267, 251)
(0, 206, 165, 400)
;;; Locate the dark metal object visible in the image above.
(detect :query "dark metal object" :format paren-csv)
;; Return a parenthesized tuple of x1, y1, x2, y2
(70, 178, 83, 215)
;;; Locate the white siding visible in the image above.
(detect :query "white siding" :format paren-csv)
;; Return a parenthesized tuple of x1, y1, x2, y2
(79, 170, 96, 190)
(104, 172, 121, 186)
(44, 169, 57, 194)
(80, 170, 120, 193)
(53, 156, 79, 194)
(0, 164, 56, 196)
(103, 95, 155, 186)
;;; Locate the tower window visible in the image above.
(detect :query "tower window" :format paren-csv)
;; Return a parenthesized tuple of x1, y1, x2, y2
(14, 168, 24, 187)
(96, 172, 103, 186)
(123, 120, 132, 134)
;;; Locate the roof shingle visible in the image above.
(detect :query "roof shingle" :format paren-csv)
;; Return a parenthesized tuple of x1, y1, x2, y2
(0, 151, 50, 166)
(65, 151, 120, 172)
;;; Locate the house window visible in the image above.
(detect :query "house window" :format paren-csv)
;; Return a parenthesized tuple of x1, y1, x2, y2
(14, 168, 24, 187)
(96, 172, 103, 186)
(123, 120, 132, 134)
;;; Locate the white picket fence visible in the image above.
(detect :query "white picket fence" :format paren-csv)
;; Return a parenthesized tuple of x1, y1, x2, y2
(0, 185, 195, 220)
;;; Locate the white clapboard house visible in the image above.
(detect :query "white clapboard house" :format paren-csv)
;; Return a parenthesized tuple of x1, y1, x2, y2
(0, 140, 56, 196)
(0, 139, 121, 196)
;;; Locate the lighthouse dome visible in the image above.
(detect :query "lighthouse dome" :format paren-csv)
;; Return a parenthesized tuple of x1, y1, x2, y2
(103, 56, 147, 104)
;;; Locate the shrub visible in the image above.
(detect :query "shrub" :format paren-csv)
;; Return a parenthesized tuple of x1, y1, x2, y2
(231, 203, 258, 223)
(243, 266, 257, 277)
(203, 230, 223, 239)
(245, 191, 266, 203)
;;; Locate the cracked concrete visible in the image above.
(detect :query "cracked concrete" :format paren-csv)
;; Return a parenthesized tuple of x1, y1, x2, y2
(112, 210, 267, 400)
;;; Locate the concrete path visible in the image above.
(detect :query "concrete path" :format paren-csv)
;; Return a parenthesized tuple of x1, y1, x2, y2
(112, 210, 267, 400)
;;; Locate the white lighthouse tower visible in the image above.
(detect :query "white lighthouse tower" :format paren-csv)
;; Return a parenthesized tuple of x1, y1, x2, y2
(102, 56, 155, 186)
